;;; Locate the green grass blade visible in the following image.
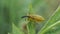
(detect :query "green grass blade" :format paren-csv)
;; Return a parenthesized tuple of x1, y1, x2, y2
(12, 23, 24, 34)
(38, 5, 60, 34)
(27, 21, 36, 34)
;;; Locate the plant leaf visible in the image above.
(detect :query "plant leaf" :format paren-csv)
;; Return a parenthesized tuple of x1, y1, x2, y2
(38, 5, 60, 34)
(12, 23, 24, 34)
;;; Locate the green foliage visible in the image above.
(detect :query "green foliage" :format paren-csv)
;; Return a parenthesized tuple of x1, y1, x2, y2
(38, 6, 60, 34)
(0, 0, 60, 34)
(12, 23, 24, 34)
(27, 21, 36, 34)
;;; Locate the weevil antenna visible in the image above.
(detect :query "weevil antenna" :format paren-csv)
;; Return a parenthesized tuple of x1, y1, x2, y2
(21, 16, 30, 18)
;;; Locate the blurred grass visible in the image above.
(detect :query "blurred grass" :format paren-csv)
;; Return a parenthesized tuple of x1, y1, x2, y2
(38, 5, 60, 34)
(27, 21, 36, 34)
(12, 23, 24, 34)
(0, 0, 60, 34)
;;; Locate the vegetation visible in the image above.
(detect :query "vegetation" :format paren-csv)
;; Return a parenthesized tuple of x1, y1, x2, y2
(0, 0, 60, 34)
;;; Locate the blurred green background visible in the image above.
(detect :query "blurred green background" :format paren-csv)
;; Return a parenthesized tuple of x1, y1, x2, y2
(0, 0, 60, 34)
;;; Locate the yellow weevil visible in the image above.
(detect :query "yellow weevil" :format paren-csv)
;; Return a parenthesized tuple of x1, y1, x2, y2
(21, 14, 45, 22)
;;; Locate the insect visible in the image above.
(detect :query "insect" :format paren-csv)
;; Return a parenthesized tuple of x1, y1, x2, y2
(22, 14, 45, 33)
(21, 14, 45, 22)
